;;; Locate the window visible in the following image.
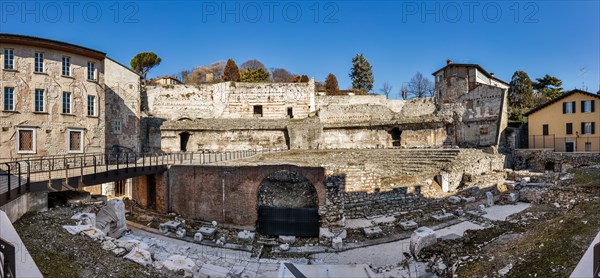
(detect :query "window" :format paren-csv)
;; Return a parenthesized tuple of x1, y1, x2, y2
(3, 87, 14, 111)
(113, 119, 122, 134)
(87, 62, 96, 80)
(87, 95, 96, 116)
(34, 52, 44, 73)
(542, 124, 549, 136)
(287, 107, 293, 118)
(62, 56, 70, 76)
(566, 123, 573, 135)
(563, 101, 576, 114)
(68, 129, 84, 153)
(17, 127, 36, 154)
(582, 122, 596, 135)
(62, 92, 71, 114)
(4, 49, 14, 69)
(585, 142, 592, 152)
(253, 105, 263, 117)
(582, 100, 595, 113)
(34, 89, 44, 112)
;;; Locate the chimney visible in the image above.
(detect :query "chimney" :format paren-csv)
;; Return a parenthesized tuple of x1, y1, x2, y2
(446, 59, 452, 65)
(490, 72, 494, 77)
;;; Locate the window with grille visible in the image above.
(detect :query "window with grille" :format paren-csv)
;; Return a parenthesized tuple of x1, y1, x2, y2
(113, 119, 122, 134)
(34, 89, 44, 112)
(3, 87, 14, 111)
(62, 56, 70, 76)
(62, 92, 71, 114)
(68, 129, 83, 152)
(4, 49, 14, 69)
(35, 52, 44, 73)
(87, 95, 96, 116)
(17, 128, 35, 153)
(87, 62, 96, 80)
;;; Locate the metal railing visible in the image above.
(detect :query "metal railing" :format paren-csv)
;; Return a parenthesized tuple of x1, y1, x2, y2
(0, 148, 286, 207)
(528, 135, 600, 152)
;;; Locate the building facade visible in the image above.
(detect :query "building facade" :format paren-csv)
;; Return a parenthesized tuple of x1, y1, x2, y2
(526, 90, 599, 152)
(432, 60, 510, 147)
(0, 34, 141, 158)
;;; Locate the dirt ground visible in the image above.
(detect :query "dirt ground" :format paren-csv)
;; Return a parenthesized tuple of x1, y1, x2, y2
(13, 205, 177, 278)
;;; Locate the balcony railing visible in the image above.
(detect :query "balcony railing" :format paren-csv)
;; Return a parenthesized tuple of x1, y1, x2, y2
(528, 135, 600, 152)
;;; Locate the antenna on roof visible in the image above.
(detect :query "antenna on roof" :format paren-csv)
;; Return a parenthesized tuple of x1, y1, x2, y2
(579, 67, 589, 92)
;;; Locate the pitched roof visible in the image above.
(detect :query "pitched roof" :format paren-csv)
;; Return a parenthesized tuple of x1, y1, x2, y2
(0, 33, 106, 60)
(524, 89, 600, 116)
(431, 63, 509, 85)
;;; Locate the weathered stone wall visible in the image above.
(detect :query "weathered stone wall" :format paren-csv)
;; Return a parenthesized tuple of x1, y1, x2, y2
(513, 149, 600, 171)
(455, 85, 507, 147)
(0, 42, 105, 157)
(320, 128, 393, 149)
(316, 95, 405, 113)
(104, 58, 141, 152)
(400, 128, 447, 148)
(140, 117, 166, 153)
(161, 129, 288, 152)
(145, 81, 314, 120)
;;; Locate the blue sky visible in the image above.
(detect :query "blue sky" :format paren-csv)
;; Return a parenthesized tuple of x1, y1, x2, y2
(1, 1, 599, 97)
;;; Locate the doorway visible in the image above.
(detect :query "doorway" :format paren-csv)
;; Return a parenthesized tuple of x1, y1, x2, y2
(180, 132, 190, 152)
(565, 141, 575, 152)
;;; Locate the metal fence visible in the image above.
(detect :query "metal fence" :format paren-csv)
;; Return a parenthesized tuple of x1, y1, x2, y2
(528, 135, 600, 152)
(0, 148, 286, 207)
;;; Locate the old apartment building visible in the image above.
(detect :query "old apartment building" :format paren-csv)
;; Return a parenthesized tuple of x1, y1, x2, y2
(526, 89, 599, 152)
(0, 34, 141, 158)
(432, 60, 510, 147)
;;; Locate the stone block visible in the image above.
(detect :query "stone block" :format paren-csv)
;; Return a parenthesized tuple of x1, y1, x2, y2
(400, 220, 418, 231)
(237, 230, 255, 243)
(454, 208, 464, 216)
(124, 247, 153, 266)
(194, 232, 204, 242)
(112, 247, 127, 256)
(102, 240, 117, 251)
(199, 226, 217, 237)
(279, 235, 296, 244)
(332, 237, 343, 250)
(319, 228, 334, 238)
(410, 227, 437, 257)
(279, 243, 290, 251)
(159, 221, 181, 234)
(431, 212, 454, 221)
(71, 212, 96, 226)
(176, 228, 186, 238)
(486, 192, 494, 207)
(96, 199, 127, 238)
(506, 193, 518, 203)
(162, 255, 197, 276)
(447, 196, 461, 204)
(436, 172, 450, 192)
(363, 227, 383, 238)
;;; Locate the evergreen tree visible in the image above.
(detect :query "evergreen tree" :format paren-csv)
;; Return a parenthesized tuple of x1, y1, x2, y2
(130, 52, 161, 80)
(508, 71, 535, 121)
(533, 74, 563, 101)
(324, 73, 340, 95)
(349, 54, 374, 94)
(223, 59, 241, 82)
(240, 68, 270, 82)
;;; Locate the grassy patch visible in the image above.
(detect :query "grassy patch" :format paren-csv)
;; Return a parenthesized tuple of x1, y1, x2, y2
(570, 168, 600, 188)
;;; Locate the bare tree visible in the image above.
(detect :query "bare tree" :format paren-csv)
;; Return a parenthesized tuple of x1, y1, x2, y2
(399, 84, 409, 100)
(379, 81, 392, 98)
(272, 68, 295, 83)
(240, 59, 266, 70)
(408, 72, 434, 98)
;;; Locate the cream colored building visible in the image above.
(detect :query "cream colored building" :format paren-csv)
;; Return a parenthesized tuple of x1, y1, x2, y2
(0, 33, 141, 158)
(526, 90, 599, 152)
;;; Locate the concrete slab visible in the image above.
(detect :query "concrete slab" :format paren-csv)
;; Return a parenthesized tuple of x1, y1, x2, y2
(199, 263, 230, 277)
(435, 221, 484, 238)
(0, 210, 43, 277)
(278, 263, 375, 278)
(483, 202, 531, 221)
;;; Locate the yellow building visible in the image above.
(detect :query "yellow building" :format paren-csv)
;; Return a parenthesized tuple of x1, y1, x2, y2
(526, 89, 600, 152)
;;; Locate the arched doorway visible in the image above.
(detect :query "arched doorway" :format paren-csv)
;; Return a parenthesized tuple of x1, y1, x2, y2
(256, 170, 319, 237)
(179, 132, 190, 152)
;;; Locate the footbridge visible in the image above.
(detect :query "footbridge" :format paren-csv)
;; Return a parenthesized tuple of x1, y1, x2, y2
(0, 149, 281, 207)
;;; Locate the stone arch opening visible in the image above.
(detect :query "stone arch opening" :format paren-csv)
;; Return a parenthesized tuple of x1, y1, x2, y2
(389, 127, 402, 147)
(179, 132, 190, 152)
(256, 170, 319, 237)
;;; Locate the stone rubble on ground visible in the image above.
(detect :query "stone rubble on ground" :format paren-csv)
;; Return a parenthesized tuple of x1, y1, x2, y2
(332, 237, 343, 250)
(363, 227, 383, 238)
(159, 221, 181, 234)
(279, 235, 296, 244)
(96, 199, 127, 238)
(400, 220, 418, 231)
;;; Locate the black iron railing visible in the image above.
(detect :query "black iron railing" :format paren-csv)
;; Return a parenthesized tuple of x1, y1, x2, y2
(528, 135, 600, 152)
(0, 148, 286, 207)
